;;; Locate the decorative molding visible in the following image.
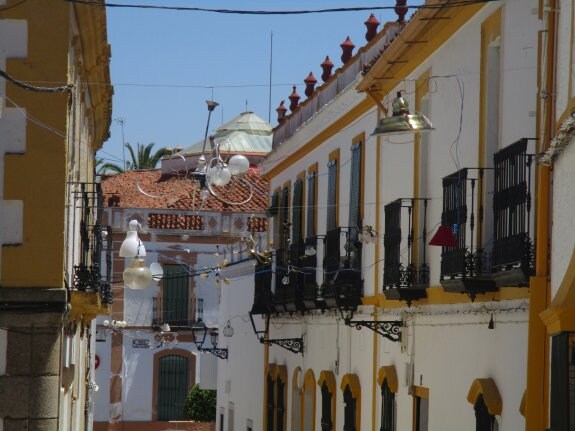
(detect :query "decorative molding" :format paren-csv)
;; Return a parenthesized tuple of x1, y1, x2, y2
(537, 111, 575, 165)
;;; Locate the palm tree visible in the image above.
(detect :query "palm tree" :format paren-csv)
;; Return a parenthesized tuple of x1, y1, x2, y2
(96, 143, 171, 174)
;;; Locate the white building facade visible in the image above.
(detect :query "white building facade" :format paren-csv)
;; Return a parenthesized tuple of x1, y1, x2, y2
(219, 1, 545, 430)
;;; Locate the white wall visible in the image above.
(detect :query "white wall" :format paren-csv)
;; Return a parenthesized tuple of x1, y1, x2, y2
(255, 1, 536, 431)
(217, 260, 264, 431)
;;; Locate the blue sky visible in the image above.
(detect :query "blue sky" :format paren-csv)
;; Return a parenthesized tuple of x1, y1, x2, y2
(98, 1, 397, 166)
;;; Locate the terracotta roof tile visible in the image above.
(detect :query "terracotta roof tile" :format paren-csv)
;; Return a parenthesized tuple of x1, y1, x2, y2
(101, 169, 269, 213)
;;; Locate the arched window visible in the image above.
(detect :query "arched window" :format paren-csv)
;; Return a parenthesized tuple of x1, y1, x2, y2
(303, 369, 316, 431)
(153, 349, 195, 421)
(474, 394, 496, 431)
(318, 371, 336, 431)
(266, 364, 288, 431)
(377, 366, 398, 431)
(467, 378, 502, 431)
(341, 374, 361, 431)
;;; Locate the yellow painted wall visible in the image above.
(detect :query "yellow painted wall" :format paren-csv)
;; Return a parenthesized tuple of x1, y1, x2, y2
(2, 1, 70, 287)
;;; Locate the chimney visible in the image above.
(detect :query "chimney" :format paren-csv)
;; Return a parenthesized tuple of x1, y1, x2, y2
(321, 56, 334, 82)
(340, 36, 355, 64)
(304, 72, 318, 97)
(395, 0, 408, 23)
(364, 14, 380, 42)
(288, 85, 300, 112)
(276, 100, 287, 123)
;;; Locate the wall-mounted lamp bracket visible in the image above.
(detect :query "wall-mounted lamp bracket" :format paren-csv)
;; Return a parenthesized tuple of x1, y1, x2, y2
(249, 313, 304, 355)
(197, 346, 228, 360)
(343, 318, 402, 342)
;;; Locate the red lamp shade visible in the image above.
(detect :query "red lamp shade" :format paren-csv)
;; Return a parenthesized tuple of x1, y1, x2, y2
(429, 225, 458, 247)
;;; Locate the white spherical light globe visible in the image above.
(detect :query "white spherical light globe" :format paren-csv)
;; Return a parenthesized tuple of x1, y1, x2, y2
(207, 163, 232, 186)
(123, 257, 153, 290)
(228, 154, 250, 175)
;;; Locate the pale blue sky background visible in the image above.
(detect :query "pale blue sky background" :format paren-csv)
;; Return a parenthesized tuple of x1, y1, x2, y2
(97, 1, 398, 166)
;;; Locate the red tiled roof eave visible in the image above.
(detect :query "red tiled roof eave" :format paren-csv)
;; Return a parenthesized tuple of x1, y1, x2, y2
(101, 169, 269, 213)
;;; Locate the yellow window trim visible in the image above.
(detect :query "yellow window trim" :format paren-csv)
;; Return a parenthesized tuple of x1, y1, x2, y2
(467, 378, 502, 416)
(377, 365, 399, 393)
(317, 370, 337, 431)
(519, 389, 526, 417)
(318, 370, 337, 393)
(341, 373, 361, 431)
(340, 373, 361, 399)
(412, 385, 429, 399)
(304, 369, 316, 389)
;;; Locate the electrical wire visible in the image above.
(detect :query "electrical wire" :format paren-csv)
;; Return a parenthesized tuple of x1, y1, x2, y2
(0, 0, 27, 12)
(0, 70, 73, 93)
(64, 0, 498, 14)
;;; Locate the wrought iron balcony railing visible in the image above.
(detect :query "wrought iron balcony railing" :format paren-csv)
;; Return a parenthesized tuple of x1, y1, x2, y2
(71, 182, 113, 305)
(438, 168, 496, 297)
(323, 227, 363, 313)
(152, 296, 202, 330)
(491, 138, 535, 286)
(382, 198, 430, 305)
(439, 139, 536, 296)
(250, 261, 273, 315)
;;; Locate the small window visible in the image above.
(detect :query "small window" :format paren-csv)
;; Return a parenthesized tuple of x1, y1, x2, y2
(412, 387, 429, 431)
(293, 178, 304, 246)
(380, 379, 396, 431)
(266, 365, 287, 431)
(318, 371, 336, 431)
(474, 395, 496, 431)
(326, 152, 339, 231)
(306, 166, 317, 238)
(341, 374, 360, 431)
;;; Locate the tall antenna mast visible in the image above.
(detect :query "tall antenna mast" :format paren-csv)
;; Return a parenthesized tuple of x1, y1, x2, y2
(268, 31, 273, 123)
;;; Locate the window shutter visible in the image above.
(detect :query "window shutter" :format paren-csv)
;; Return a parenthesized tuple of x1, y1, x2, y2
(157, 355, 189, 420)
(292, 179, 304, 245)
(383, 200, 402, 287)
(327, 160, 338, 231)
(348, 143, 362, 239)
(163, 265, 189, 325)
(306, 173, 316, 238)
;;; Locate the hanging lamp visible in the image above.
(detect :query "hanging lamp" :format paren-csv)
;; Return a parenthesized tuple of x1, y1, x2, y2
(372, 91, 434, 136)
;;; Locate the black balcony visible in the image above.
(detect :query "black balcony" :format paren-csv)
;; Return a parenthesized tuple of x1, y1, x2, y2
(491, 138, 535, 286)
(439, 168, 497, 298)
(438, 139, 536, 297)
(323, 227, 363, 314)
(273, 247, 300, 313)
(251, 261, 273, 315)
(299, 237, 322, 310)
(152, 296, 201, 330)
(382, 198, 429, 305)
(72, 182, 113, 305)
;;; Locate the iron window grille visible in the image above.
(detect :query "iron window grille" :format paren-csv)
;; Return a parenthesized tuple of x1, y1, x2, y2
(343, 385, 357, 431)
(157, 355, 190, 421)
(380, 379, 396, 431)
(320, 382, 333, 431)
(474, 395, 496, 431)
(383, 198, 430, 289)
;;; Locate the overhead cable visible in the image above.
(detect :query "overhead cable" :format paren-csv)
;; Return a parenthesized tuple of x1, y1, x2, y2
(64, 0, 498, 15)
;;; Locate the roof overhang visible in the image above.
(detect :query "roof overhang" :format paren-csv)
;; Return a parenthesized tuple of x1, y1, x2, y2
(356, 0, 487, 106)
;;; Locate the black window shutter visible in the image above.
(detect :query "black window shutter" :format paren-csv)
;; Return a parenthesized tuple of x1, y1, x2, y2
(327, 160, 338, 231)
